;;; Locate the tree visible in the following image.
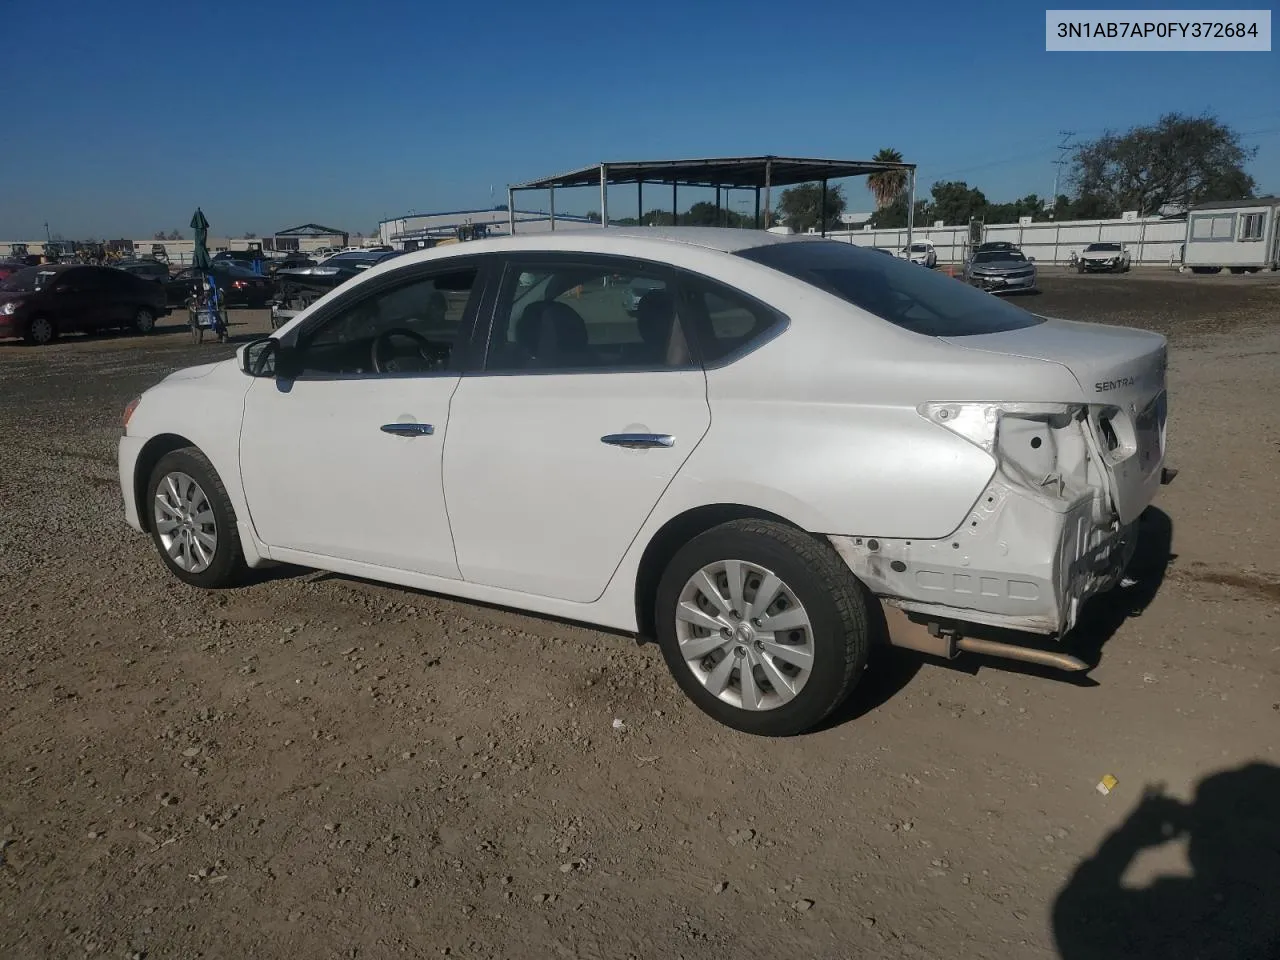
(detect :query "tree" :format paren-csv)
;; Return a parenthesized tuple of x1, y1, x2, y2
(867, 193, 931, 229)
(153, 231, 167, 240)
(866, 148, 908, 209)
(928, 181, 987, 226)
(1070, 112, 1257, 216)
(776, 182, 847, 233)
(243, 232, 258, 239)
(166, 229, 182, 241)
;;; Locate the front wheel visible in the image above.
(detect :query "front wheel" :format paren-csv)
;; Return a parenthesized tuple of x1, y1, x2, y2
(146, 447, 247, 588)
(25, 315, 56, 345)
(654, 519, 869, 736)
(134, 307, 156, 334)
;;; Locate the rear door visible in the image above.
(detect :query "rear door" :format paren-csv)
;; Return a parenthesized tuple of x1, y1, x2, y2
(442, 253, 711, 603)
(49, 267, 96, 332)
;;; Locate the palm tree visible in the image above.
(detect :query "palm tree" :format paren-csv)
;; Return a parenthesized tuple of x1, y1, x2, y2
(867, 148, 908, 209)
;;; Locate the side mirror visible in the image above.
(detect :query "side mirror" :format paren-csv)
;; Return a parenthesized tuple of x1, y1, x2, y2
(239, 337, 281, 378)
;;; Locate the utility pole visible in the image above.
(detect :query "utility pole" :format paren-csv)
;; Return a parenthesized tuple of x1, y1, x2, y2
(1050, 130, 1075, 213)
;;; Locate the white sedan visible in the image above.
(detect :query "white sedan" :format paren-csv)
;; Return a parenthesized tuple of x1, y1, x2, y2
(118, 227, 1172, 736)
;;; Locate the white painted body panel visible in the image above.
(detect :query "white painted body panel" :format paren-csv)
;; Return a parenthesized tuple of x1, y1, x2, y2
(443, 369, 711, 602)
(238, 375, 462, 578)
(119, 228, 1169, 639)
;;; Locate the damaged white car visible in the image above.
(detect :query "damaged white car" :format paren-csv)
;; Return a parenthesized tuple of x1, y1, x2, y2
(118, 228, 1172, 736)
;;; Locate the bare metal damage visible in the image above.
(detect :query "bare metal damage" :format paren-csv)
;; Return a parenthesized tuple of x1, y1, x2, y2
(830, 403, 1139, 643)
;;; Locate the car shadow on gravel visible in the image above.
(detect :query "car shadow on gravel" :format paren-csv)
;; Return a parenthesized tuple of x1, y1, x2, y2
(1052, 761, 1280, 959)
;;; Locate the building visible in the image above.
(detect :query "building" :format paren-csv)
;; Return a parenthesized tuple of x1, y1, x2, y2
(378, 208, 598, 249)
(1182, 197, 1280, 272)
(264, 223, 350, 254)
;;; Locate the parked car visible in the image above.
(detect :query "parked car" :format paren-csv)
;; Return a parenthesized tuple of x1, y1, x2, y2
(963, 249, 1038, 293)
(899, 241, 937, 267)
(965, 241, 1020, 266)
(115, 259, 172, 283)
(274, 249, 403, 296)
(117, 228, 1172, 736)
(212, 249, 266, 270)
(0, 264, 169, 344)
(266, 253, 317, 276)
(0, 259, 28, 282)
(165, 262, 274, 308)
(1076, 242, 1131, 273)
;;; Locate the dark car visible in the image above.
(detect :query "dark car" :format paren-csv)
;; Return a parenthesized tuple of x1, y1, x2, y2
(0, 259, 27, 282)
(165, 262, 274, 308)
(212, 249, 267, 270)
(275, 249, 403, 296)
(266, 253, 317, 276)
(0, 264, 170, 345)
(115, 259, 172, 283)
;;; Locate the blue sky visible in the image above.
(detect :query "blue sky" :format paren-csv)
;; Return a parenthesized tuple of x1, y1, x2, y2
(3, 0, 1277, 239)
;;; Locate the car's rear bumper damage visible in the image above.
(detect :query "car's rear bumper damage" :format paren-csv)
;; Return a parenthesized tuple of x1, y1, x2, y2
(829, 444, 1173, 671)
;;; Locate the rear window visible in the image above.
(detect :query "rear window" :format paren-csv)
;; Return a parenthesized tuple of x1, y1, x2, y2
(737, 240, 1045, 337)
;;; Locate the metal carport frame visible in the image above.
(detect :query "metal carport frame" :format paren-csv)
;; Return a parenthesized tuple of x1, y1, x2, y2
(507, 155, 917, 249)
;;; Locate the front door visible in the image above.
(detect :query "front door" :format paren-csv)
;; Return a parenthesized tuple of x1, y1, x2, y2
(443, 255, 712, 603)
(238, 262, 484, 577)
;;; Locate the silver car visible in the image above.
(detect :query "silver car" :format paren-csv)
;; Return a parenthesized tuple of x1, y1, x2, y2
(964, 249, 1038, 293)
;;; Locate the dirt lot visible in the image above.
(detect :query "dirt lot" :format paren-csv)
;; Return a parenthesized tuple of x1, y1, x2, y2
(2, 270, 1278, 960)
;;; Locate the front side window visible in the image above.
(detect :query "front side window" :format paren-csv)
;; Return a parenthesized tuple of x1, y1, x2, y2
(485, 260, 693, 372)
(289, 267, 478, 377)
(738, 240, 1044, 338)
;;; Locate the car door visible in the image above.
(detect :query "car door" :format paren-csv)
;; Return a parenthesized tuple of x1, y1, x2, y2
(442, 253, 712, 603)
(97, 268, 138, 326)
(48, 267, 97, 332)
(237, 259, 488, 577)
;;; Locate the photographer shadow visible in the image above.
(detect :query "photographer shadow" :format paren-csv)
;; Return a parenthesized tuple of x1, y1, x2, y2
(1052, 762, 1280, 959)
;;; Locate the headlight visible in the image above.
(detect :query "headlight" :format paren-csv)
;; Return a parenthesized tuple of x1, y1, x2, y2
(0, 302, 16, 316)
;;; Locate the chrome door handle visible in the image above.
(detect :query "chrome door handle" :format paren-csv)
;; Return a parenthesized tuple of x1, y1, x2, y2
(601, 433, 674, 449)
(380, 422, 435, 436)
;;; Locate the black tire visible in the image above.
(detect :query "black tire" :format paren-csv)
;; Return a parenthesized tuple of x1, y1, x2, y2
(145, 447, 247, 589)
(1076, 263, 1085, 274)
(24, 315, 56, 345)
(134, 306, 156, 334)
(654, 519, 869, 736)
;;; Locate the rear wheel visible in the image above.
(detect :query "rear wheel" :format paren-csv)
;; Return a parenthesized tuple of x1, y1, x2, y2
(24, 315, 56, 345)
(146, 447, 247, 588)
(655, 519, 869, 736)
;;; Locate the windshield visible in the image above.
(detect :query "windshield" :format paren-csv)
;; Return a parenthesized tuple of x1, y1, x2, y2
(907, 244, 929, 252)
(737, 240, 1045, 337)
(1086, 243, 1121, 252)
(0, 266, 59, 293)
(973, 251, 1028, 263)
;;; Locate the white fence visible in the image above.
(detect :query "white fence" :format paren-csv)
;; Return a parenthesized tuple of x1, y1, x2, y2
(827, 215, 1188, 265)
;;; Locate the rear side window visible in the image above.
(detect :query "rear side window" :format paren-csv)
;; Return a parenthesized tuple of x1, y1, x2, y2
(675, 274, 786, 365)
(738, 240, 1045, 337)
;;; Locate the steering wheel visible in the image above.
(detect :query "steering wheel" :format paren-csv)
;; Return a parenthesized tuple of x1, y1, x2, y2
(371, 327, 443, 374)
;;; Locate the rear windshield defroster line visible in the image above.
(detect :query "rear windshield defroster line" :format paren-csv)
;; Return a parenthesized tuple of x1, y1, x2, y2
(737, 240, 1045, 338)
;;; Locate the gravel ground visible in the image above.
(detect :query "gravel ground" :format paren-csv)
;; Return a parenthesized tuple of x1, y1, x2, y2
(2, 271, 1278, 960)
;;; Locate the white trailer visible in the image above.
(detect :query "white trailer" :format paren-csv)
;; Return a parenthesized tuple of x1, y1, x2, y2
(1182, 197, 1280, 273)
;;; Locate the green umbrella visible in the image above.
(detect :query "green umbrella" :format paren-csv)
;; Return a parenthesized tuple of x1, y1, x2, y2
(190, 207, 211, 271)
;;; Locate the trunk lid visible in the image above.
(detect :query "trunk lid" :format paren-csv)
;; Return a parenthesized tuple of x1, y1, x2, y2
(942, 317, 1168, 524)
